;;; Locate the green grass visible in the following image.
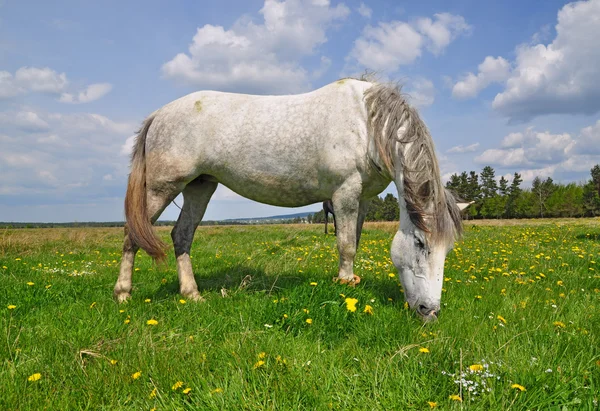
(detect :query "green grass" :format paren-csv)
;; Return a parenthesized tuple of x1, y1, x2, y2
(1, 221, 599, 410)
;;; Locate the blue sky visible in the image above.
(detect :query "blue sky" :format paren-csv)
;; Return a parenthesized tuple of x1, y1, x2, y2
(1, 0, 599, 222)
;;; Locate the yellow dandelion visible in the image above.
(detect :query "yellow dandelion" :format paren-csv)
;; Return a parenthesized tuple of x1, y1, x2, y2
(497, 315, 507, 324)
(124, 318, 130, 324)
(553, 321, 566, 328)
(306, 318, 313, 324)
(469, 364, 483, 372)
(144, 298, 151, 303)
(172, 381, 184, 391)
(310, 282, 318, 286)
(253, 360, 265, 369)
(146, 319, 158, 326)
(388, 273, 395, 278)
(363, 305, 374, 315)
(419, 347, 430, 353)
(110, 359, 118, 365)
(131, 371, 142, 380)
(511, 383, 526, 391)
(449, 394, 462, 402)
(89, 302, 96, 308)
(179, 299, 186, 304)
(27, 373, 41, 382)
(182, 387, 192, 394)
(211, 387, 223, 394)
(427, 401, 437, 408)
(345, 297, 358, 312)
(7, 305, 16, 310)
(403, 301, 409, 309)
(149, 388, 157, 399)
(27, 282, 34, 286)
(257, 352, 266, 359)
(303, 308, 310, 314)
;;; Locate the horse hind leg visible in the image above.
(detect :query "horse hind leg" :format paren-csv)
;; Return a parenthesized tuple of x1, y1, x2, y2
(171, 178, 218, 301)
(114, 187, 181, 302)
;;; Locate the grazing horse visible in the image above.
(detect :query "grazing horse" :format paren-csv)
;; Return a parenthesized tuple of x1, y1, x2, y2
(323, 200, 336, 235)
(114, 79, 466, 321)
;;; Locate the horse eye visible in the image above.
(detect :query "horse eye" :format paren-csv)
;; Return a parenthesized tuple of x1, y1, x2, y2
(415, 237, 425, 249)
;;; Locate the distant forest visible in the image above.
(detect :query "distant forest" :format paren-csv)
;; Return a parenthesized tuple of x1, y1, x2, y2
(310, 164, 600, 222)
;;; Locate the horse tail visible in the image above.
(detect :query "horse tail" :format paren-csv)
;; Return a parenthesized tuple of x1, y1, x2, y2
(124, 115, 167, 262)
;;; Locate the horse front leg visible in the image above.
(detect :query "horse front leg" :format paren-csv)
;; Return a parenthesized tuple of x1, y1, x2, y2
(332, 183, 362, 285)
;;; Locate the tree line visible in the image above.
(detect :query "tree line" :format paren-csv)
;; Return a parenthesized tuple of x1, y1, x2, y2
(445, 165, 600, 219)
(308, 164, 600, 223)
(309, 193, 400, 223)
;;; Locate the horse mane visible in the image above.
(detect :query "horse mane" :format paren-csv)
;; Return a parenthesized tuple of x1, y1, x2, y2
(364, 82, 462, 243)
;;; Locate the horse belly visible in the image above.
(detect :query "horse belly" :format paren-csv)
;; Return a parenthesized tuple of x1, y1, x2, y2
(208, 156, 331, 207)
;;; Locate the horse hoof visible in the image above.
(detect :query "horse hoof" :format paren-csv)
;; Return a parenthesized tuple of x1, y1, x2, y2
(184, 291, 205, 302)
(114, 292, 131, 303)
(333, 275, 361, 287)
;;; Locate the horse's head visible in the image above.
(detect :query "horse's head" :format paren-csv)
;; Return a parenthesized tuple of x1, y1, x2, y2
(390, 190, 466, 322)
(363, 82, 468, 320)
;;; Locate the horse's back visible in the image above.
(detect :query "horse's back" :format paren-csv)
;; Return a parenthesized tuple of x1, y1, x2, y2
(143, 79, 385, 206)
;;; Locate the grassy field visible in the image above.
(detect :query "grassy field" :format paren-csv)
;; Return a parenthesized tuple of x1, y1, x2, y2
(1, 220, 599, 410)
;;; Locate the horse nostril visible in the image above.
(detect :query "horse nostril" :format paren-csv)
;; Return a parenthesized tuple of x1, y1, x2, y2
(417, 305, 440, 318)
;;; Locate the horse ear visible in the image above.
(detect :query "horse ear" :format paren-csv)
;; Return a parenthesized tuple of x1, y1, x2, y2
(456, 201, 475, 211)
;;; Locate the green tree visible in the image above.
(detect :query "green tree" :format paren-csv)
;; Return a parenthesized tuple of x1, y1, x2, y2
(498, 176, 508, 196)
(311, 210, 325, 223)
(480, 166, 498, 199)
(365, 196, 384, 221)
(591, 164, 600, 195)
(381, 193, 400, 221)
(466, 171, 481, 201)
(531, 177, 556, 218)
(583, 181, 600, 216)
(505, 173, 522, 218)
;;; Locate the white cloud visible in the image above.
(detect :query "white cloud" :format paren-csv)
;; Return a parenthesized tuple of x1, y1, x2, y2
(0, 108, 136, 200)
(452, 56, 510, 99)
(447, 142, 480, 154)
(416, 13, 471, 55)
(404, 77, 435, 108)
(120, 134, 137, 156)
(483, 0, 600, 121)
(0, 110, 50, 132)
(348, 12, 469, 72)
(350, 21, 423, 71)
(59, 83, 113, 104)
(14, 67, 68, 93)
(573, 119, 600, 155)
(474, 121, 600, 183)
(0, 71, 22, 98)
(357, 3, 372, 18)
(37, 134, 71, 147)
(0, 66, 111, 103)
(162, 0, 349, 94)
(312, 56, 332, 79)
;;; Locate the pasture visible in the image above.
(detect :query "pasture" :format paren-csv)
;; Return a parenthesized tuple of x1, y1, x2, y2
(1, 220, 599, 409)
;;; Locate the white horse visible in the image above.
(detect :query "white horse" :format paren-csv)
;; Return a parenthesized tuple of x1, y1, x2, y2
(114, 78, 467, 321)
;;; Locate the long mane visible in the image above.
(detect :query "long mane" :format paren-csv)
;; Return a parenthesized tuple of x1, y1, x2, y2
(364, 83, 462, 242)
